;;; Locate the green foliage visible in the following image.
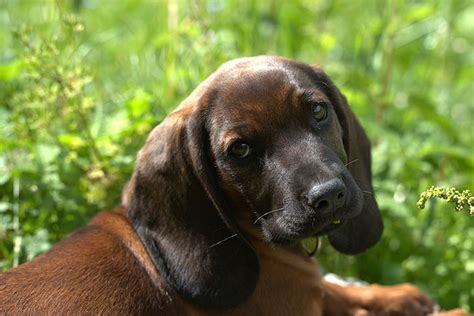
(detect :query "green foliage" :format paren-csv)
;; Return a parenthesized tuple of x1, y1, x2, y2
(418, 186, 474, 215)
(0, 0, 472, 311)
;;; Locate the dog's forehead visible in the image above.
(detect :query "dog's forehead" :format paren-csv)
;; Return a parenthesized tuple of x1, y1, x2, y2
(209, 62, 323, 134)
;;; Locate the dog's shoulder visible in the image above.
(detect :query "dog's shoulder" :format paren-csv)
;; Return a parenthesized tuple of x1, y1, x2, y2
(0, 209, 183, 314)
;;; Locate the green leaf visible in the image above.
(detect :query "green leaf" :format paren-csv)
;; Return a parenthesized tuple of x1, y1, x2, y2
(126, 89, 152, 118)
(0, 60, 23, 81)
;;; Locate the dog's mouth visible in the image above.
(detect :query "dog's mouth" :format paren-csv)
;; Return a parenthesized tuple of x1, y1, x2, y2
(260, 182, 363, 245)
(312, 219, 346, 237)
(260, 198, 363, 246)
(262, 213, 349, 245)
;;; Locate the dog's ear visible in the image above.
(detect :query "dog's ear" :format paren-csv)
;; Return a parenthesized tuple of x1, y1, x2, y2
(124, 95, 259, 308)
(311, 66, 383, 255)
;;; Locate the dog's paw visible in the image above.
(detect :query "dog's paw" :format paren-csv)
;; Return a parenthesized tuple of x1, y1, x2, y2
(428, 308, 471, 316)
(358, 283, 435, 316)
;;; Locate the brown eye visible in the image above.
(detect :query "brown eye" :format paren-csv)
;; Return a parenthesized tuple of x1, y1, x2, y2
(312, 103, 328, 122)
(230, 141, 252, 159)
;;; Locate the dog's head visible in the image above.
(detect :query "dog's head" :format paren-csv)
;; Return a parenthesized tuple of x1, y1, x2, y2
(124, 56, 382, 308)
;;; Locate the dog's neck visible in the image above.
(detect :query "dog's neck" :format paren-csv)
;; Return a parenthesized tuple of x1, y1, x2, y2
(239, 218, 321, 277)
(179, 218, 324, 315)
(215, 219, 324, 315)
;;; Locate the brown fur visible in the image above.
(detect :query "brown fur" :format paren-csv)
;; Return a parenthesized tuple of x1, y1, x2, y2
(0, 56, 467, 315)
(0, 209, 323, 315)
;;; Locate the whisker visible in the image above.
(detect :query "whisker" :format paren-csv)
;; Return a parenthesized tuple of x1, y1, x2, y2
(253, 208, 284, 224)
(344, 159, 359, 168)
(353, 178, 376, 196)
(209, 234, 238, 248)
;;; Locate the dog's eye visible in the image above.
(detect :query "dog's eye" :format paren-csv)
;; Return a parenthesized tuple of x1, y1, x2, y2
(229, 141, 252, 159)
(312, 103, 328, 122)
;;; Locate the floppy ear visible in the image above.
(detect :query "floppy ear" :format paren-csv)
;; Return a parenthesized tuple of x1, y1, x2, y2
(311, 66, 383, 255)
(124, 98, 259, 308)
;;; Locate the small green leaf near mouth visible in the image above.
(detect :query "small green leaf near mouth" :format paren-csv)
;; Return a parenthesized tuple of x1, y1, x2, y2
(302, 237, 321, 256)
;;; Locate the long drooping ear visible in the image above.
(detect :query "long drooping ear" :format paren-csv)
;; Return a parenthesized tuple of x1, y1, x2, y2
(310, 66, 383, 255)
(124, 96, 259, 308)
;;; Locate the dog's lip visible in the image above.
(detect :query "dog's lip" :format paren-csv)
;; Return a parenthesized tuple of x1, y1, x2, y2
(263, 202, 360, 244)
(267, 216, 347, 245)
(312, 219, 346, 237)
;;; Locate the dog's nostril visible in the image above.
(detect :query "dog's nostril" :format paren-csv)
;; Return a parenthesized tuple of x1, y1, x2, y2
(306, 179, 347, 214)
(337, 192, 345, 200)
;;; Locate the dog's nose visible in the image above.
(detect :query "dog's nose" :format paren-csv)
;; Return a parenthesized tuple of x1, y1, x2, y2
(305, 179, 347, 214)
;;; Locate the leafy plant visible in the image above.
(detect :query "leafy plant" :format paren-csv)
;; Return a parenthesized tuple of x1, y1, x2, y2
(418, 187, 474, 215)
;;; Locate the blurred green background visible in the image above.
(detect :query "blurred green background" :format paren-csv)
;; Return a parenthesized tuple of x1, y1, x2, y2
(0, 0, 472, 311)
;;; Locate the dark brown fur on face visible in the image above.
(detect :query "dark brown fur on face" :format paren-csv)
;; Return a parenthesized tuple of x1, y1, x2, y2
(205, 58, 382, 252)
(1, 56, 465, 316)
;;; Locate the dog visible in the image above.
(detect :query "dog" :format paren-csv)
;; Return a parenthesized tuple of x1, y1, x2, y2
(0, 56, 466, 315)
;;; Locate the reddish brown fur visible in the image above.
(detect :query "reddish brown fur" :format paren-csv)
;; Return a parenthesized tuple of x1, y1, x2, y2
(0, 208, 180, 314)
(0, 209, 464, 315)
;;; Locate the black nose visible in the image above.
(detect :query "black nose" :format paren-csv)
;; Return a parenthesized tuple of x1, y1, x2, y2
(305, 179, 347, 214)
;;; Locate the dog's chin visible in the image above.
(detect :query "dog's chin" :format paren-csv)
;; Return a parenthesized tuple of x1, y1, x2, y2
(262, 219, 348, 246)
(261, 203, 362, 245)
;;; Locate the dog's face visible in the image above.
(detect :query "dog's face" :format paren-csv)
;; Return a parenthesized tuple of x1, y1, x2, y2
(126, 56, 382, 308)
(207, 61, 364, 244)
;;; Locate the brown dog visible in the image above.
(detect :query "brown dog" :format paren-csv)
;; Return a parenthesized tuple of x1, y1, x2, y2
(0, 56, 465, 315)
